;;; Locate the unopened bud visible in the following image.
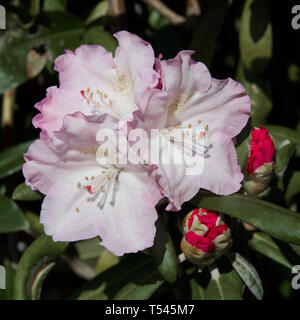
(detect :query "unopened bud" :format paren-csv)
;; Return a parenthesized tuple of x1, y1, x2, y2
(180, 208, 232, 266)
(244, 126, 275, 196)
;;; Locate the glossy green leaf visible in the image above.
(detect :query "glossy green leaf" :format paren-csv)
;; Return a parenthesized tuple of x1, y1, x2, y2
(265, 125, 300, 146)
(226, 252, 263, 299)
(248, 232, 292, 269)
(190, 278, 206, 300)
(0, 260, 16, 300)
(239, 0, 272, 75)
(265, 126, 297, 188)
(290, 244, 300, 257)
(0, 195, 29, 233)
(85, 1, 108, 25)
(189, 0, 230, 67)
(191, 191, 300, 245)
(75, 237, 103, 261)
(206, 268, 243, 300)
(83, 26, 117, 54)
(236, 61, 272, 126)
(12, 182, 43, 201)
(150, 218, 178, 283)
(24, 211, 44, 235)
(70, 253, 164, 300)
(0, 12, 84, 93)
(43, 0, 68, 11)
(14, 235, 68, 300)
(95, 248, 119, 276)
(235, 123, 251, 169)
(30, 261, 56, 300)
(0, 140, 33, 179)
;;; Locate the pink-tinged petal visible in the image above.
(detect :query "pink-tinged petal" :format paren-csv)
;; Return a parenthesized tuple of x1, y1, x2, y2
(160, 51, 250, 140)
(198, 137, 244, 195)
(156, 163, 200, 211)
(133, 88, 170, 131)
(95, 168, 161, 256)
(41, 182, 100, 241)
(156, 136, 243, 211)
(54, 45, 115, 92)
(23, 113, 113, 194)
(177, 78, 251, 140)
(160, 50, 211, 99)
(32, 86, 92, 141)
(114, 30, 160, 94)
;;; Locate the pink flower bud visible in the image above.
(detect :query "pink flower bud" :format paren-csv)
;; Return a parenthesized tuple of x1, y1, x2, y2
(244, 126, 276, 196)
(180, 208, 232, 266)
(247, 126, 275, 175)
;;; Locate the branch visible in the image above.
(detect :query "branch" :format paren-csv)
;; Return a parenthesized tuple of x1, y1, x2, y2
(1, 88, 16, 128)
(108, 0, 126, 17)
(142, 0, 186, 25)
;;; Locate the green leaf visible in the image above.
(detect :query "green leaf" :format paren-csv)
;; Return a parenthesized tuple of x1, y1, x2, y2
(113, 269, 163, 300)
(191, 191, 300, 245)
(235, 124, 251, 169)
(266, 126, 297, 188)
(12, 182, 43, 201)
(0, 140, 34, 179)
(0, 195, 29, 233)
(43, 0, 68, 12)
(189, 0, 230, 67)
(83, 26, 117, 54)
(206, 268, 243, 300)
(75, 237, 103, 261)
(95, 248, 119, 276)
(285, 171, 300, 204)
(148, 9, 170, 32)
(265, 125, 300, 146)
(0, 12, 84, 93)
(30, 260, 56, 300)
(14, 235, 68, 300)
(236, 61, 272, 126)
(226, 252, 263, 300)
(24, 211, 44, 235)
(0, 260, 16, 300)
(70, 253, 164, 300)
(290, 244, 300, 257)
(248, 232, 292, 269)
(85, 1, 108, 25)
(189, 278, 206, 300)
(239, 0, 272, 75)
(150, 218, 178, 283)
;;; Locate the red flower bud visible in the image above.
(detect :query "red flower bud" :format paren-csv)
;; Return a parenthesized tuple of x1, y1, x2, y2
(247, 126, 275, 175)
(244, 126, 276, 196)
(180, 208, 232, 266)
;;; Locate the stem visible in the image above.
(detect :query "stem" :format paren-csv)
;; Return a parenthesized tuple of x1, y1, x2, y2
(1, 88, 16, 148)
(142, 0, 185, 25)
(1, 88, 16, 128)
(108, 0, 126, 17)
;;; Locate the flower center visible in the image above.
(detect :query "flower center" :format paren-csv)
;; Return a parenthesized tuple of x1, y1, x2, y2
(76, 167, 121, 208)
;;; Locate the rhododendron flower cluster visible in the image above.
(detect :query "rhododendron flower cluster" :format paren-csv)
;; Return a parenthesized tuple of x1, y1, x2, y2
(180, 208, 232, 266)
(23, 31, 251, 256)
(244, 126, 276, 196)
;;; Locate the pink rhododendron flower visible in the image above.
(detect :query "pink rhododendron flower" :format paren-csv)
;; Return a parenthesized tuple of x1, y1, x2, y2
(134, 50, 251, 211)
(23, 112, 162, 256)
(247, 126, 276, 174)
(32, 30, 159, 144)
(23, 30, 251, 256)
